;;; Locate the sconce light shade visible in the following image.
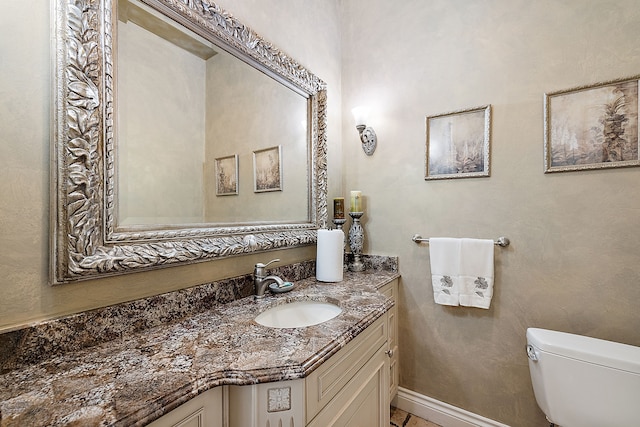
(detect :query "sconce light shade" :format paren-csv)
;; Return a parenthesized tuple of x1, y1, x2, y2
(351, 106, 377, 156)
(351, 106, 370, 126)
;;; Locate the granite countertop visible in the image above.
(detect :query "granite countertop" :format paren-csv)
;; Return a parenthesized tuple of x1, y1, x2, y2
(0, 270, 398, 427)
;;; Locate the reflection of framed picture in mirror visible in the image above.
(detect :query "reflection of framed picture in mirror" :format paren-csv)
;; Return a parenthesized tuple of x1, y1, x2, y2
(215, 154, 239, 196)
(253, 146, 283, 192)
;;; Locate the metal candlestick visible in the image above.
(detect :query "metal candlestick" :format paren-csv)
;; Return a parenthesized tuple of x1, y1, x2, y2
(333, 217, 347, 250)
(332, 217, 346, 231)
(348, 211, 365, 272)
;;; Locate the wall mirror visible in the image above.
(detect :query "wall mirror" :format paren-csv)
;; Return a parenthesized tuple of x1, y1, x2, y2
(52, 0, 327, 284)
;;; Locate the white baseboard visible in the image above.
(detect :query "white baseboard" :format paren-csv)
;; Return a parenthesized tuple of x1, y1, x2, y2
(393, 387, 511, 427)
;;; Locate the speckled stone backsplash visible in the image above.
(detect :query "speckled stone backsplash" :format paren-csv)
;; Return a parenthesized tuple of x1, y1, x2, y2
(0, 256, 397, 373)
(347, 254, 399, 272)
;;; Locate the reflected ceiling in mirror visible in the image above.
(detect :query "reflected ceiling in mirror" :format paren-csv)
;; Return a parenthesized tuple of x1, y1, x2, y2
(51, 0, 327, 284)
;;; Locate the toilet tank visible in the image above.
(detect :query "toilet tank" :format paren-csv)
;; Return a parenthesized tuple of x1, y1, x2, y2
(526, 328, 640, 427)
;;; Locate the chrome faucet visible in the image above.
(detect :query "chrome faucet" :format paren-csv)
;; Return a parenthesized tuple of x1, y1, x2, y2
(254, 259, 285, 299)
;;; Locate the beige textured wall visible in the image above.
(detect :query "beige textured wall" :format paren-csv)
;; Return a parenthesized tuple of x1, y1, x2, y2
(0, 1, 342, 331)
(5, 1, 637, 425)
(118, 18, 206, 224)
(203, 49, 308, 223)
(340, 1, 640, 426)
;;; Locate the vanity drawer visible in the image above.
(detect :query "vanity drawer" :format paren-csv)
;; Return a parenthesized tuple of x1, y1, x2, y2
(378, 278, 398, 301)
(147, 387, 223, 427)
(306, 314, 388, 422)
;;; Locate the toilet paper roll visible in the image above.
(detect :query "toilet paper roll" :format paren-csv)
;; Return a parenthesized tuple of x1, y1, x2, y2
(316, 229, 344, 282)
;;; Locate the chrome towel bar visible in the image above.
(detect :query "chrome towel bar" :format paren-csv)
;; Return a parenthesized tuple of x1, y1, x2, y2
(412, 234, 510, 247)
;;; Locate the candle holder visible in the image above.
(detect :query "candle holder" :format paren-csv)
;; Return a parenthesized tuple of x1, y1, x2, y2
(348, 211, 365, 272)
(332, 217, 346, 232)
(333, 218, 347, 250)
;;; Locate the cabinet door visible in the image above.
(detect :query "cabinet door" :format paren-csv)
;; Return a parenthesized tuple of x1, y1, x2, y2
(307, 344, 389, 427)
(387, 302, 399, 399)
(147, 387, 223, 427)
(379, 279, 399, 400)
(306, 315, 387, 422)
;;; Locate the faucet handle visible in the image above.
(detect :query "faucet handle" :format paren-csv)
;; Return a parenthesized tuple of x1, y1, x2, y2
(255, 259, 280, 277)
(256, 258, 280, 269)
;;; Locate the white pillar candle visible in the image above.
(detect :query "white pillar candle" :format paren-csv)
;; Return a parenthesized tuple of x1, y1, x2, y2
(350, 190, 362, 212)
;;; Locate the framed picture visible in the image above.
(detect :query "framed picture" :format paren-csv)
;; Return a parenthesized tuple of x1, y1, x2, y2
(253, 145, 282, 192)
(215, 154, 239, 196)
(425, 105, 491, 180)
(544, 76, 639, 173)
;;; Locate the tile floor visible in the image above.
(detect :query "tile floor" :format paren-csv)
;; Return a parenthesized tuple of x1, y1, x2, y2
(390, 406, 442, 427)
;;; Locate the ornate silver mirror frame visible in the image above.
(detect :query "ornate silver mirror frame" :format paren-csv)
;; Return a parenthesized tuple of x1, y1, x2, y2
(52, 0, 328, 284)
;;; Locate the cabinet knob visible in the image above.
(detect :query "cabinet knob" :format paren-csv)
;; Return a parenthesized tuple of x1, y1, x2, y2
(385, 349, 394, 357)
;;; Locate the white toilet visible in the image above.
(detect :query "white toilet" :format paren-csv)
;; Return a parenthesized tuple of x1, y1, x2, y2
(526, 327, 640, 427)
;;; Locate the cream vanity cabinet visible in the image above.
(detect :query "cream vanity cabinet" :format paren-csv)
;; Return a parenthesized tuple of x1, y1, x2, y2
(229, 314, 390, 427)
(228, 278, 399, 427)
(147, 387, 224, 427)
(151, 279, 399, 427)
(304, 313, 389, 427)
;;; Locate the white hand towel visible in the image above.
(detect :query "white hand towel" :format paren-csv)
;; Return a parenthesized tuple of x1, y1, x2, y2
(428, 238, 461, 306)
(458, 238, 494, 309)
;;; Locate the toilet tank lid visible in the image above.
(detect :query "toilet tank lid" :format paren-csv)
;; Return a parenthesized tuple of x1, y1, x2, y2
(527, 328, 640, 374)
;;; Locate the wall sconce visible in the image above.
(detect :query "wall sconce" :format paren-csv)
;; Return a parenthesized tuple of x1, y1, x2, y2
(352, 106, 377, 156)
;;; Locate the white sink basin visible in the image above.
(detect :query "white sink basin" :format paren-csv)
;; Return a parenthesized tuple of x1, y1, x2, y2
(254, 301, 342, 328)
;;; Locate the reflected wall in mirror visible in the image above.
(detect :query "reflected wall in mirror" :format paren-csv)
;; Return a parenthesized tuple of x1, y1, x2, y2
(52, 0, 327, 284)
(116, 0, 309, 226)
